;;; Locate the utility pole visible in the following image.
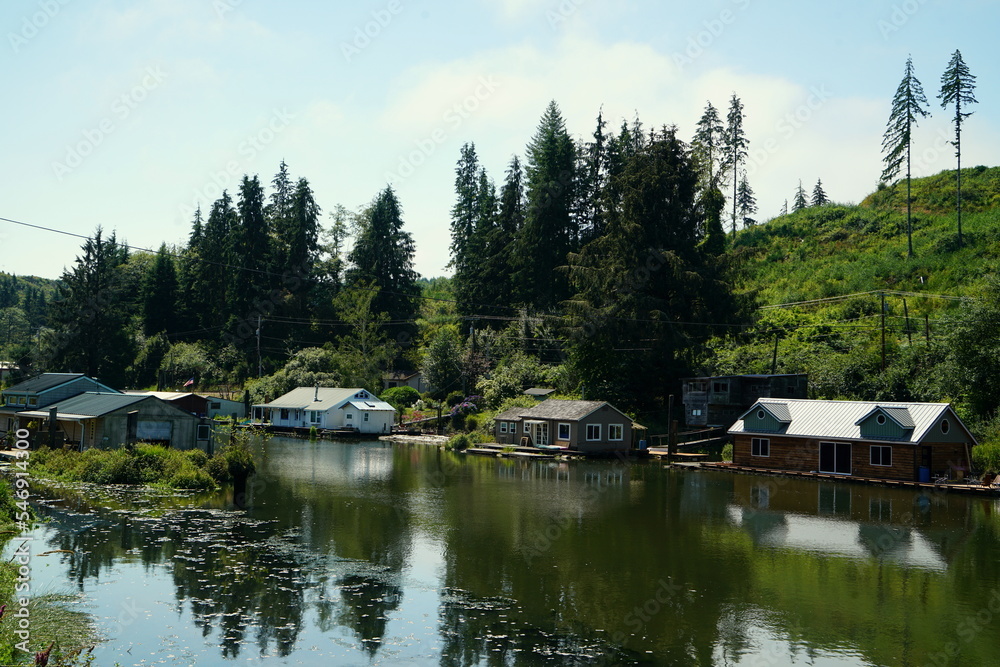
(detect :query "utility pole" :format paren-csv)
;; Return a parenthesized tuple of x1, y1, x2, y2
(902, 299, 912, 345)
(256, 316, 263, 378)
(880, 292, 887, 372)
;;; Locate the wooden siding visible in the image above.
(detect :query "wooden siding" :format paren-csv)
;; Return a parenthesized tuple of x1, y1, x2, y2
(733, 434, 932, 481)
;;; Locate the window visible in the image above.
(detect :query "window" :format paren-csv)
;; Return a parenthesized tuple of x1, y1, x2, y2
(280, 408, 289, 420)
(524, 422, 530, 433)
(756, 410, 766, 420)
(210, 401, 221, 410)
(608, 424, 623, 441)
(346, 413, 353, 420)
(27, 397, 37, 407)
(751, 438, 770, 457)
(876, 413, 887, 425)
(364, 413, 369, 422)
(712, 382, 729, 393)
(557, 423, 571, 440)
(586, 424, 601, 441)
(197, 424, 211, 440)
(310, 411, 321, 424)
(941, 419, 951, 434)
(691, 409, 703, 417)
(871, 445, 892, 466)
(500, 421, 508, 434)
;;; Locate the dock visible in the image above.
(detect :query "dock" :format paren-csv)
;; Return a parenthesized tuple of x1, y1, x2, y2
(464, 443, 564, 460)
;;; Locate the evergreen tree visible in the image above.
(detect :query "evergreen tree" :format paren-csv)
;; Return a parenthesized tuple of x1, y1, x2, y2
(723, 94, 749, 235)
(736, 173, 757, 226)
(346, 187, 421, 348)
(792, 181, 808, 212)
(881, 55, 931, 258)
(575, 110, 609, 243)
(780, 199, 789, 216)
(514, 101, 577, 310)
(142, 244, 178, 336)
(811, 178, 828, 206)
(267, 160, 295, 272)
(477, 155, 526, 322)
(699, 186, 727, 255)
(565, 127, 746, 407)
(283, 177, 322, 324)
(692, 101, 726, 188)
(199, 191, 238, 330)
(938, 49, 977, 246)
(450, 143, 484, 317)
(47, 228, 134, 386)
(230, 175, 271, 327)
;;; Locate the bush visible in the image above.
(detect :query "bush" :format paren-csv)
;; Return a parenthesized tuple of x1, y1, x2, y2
(447, 433, 472, 451)
(446, 391, 465, 407)
(972, 442, 1000, 475)
(465, 414, 480, 433)
(451, 412, 466, 432)
(382, 385, 421, 408)
(721, 443, 733, 462)
(185, 448, 209, 468)
(206, 454, 232, 483)
(169, 468, 216, 490)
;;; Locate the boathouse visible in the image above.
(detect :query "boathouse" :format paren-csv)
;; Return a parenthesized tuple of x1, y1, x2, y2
(1, 373, 119, 434)
(728, 399, 976, 482)
(253, 387, 395, 434)
(493, 399, 635, 454)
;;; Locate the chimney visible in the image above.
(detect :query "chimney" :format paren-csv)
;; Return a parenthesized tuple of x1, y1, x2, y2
(314, 384, 319, 402)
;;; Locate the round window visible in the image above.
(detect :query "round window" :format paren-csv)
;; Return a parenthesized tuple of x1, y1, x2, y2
(941, 419, 950, 434)
(757, 410, 766, 420)
(876, 414, 886, 425)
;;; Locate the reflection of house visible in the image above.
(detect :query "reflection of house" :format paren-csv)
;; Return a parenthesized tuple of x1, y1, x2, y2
(382, 371, 428, 394)
(253, 387, 395, 434)
(493, 399, 636, 454)
(729, 398, 975, 481)
(17, 392, 200, 450)
(1, 373, 119, 433)
(682, 374, 808, 427)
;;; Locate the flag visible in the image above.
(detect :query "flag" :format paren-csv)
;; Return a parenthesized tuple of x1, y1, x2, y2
(183, 377, 195, 388)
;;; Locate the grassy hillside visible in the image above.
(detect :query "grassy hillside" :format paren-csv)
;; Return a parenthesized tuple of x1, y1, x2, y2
(734, 167, 1000, 313)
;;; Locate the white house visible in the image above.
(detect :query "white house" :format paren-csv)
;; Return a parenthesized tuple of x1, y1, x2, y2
(253, 387, 396, 434)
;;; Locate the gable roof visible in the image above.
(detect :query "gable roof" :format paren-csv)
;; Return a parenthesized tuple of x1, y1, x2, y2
(730, 398, 973, 445)
(18, 392, 150, 419)
(855, 405, 916, 429)
(254, 387, 394, 413)
(3, 373, 106, 395)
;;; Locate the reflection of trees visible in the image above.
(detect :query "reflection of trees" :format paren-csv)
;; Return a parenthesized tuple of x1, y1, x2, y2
(335, 575, 403, 656)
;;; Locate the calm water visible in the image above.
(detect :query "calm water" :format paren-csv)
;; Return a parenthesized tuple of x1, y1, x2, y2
(12, 437, 1000, 666)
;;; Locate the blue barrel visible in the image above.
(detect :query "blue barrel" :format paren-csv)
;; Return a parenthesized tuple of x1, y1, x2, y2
(918, 466, 930, 482)
(638, 440, 647, 450)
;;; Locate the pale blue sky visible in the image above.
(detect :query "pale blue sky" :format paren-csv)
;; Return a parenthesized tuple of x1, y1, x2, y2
(2, 0, 998, 280)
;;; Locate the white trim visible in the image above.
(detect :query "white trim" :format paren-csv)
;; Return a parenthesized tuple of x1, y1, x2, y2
(557, 422, 571, 440)
(751, 437, 770, 457)
(608, 424, 623, 441)
(586, 424, 601, 441)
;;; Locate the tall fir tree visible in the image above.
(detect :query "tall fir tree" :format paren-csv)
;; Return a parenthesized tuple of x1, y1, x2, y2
(811, 179, 828, 206)
(780, 199, 789, 216)
(514, 101, 577, 311)
(792, 181, 808, 212)
(576, 110, 609, 243)
(692, 101, 726, 189)
(938, 49, 977, 246)
(230, 175, 271, 331)
(346, 187, 421, 350)
(478, 155, 526, 321)
(881, 55, 931, 258)
(736, 173, 757, 226)
(723, 94, 749, 235)
(47, 228, 134, 386)
(450, 143, 484, 317)
(142, 244, 178, 337)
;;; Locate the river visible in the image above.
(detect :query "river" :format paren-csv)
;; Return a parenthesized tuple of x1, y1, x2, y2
(11, 437, 1000, 666)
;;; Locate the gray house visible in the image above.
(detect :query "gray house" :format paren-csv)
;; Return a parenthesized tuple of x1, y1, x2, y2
(1, 373, 119, 434)
(682, 374, 808, 427)
(493, 399, 635, 454)
(17, 392, 201, 450)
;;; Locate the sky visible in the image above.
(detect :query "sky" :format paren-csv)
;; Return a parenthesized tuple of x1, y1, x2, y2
(2, 0, 999, 281)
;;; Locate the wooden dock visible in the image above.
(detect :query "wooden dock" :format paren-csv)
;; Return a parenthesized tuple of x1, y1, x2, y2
(647, 448, 710, 462)
(464, 443, 563, 460)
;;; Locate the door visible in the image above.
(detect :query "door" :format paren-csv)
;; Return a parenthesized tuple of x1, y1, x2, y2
(533, 422, 549, 447)
(819, 442, 852, 474)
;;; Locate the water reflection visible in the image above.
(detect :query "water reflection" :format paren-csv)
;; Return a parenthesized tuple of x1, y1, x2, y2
(21, 439, 1000, 666)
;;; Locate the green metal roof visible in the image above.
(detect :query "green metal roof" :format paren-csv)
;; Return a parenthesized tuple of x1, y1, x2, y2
(18, 392, 148, 419)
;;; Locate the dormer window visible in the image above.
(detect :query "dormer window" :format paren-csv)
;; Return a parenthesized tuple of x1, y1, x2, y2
(876, 414, 886, 426)
(757, 410, 766, 420)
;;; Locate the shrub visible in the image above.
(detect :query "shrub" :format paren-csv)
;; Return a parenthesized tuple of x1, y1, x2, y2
(451, 412, 466, 432)
(465, 414, 480, 433)
(447, 433, 472, 451)
(206, 455, 232, 483)
(972, 442, 1000, 475)
(382, 385, 421, 408)
(185, 448, 209, 468)
(445, 391, 465, 407)
(721, 444, 733, 462)
(168, 468, 216, 490)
